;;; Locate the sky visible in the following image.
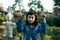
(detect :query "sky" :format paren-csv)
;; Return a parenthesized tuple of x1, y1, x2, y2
(0, 0, 54, 12)
(40, 0, 54, 12)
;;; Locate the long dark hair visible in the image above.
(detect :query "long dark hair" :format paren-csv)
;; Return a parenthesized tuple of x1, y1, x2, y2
(26, 11, 38, 26)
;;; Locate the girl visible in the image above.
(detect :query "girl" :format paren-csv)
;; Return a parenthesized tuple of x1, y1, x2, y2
(16, 11, 46, 40)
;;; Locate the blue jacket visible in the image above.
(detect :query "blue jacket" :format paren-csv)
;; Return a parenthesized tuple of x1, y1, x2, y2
(16, 18, 46, 40)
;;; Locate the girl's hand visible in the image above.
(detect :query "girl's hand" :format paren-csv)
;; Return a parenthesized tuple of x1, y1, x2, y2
(41, 11, 46, 18)
(42, 13, 46, 18)
(41, 12, 46, 23)
(17, 12, 23, 18)
(17, 12, 22, 17)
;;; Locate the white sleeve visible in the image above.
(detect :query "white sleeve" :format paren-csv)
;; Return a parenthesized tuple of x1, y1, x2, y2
(11, 22, 16, 25)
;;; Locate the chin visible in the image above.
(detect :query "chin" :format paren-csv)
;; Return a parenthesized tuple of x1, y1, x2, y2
(29, 22, 33, 24)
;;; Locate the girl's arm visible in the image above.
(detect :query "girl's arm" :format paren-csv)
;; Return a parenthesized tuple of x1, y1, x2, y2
(16, 14, 24, 32)
(39, 13, 46, 34)
(40, 18, 46, 34)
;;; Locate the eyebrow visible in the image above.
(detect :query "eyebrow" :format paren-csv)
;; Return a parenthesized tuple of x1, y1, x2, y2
(28, 16, 34, 18)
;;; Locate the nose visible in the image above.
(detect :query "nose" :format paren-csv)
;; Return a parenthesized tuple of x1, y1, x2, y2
(29, 18, 32, 21)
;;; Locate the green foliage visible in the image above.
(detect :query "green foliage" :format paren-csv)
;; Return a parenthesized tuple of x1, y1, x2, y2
(46, 26, 60, 40)
(53, 15, 60, 27)
(0, 17, 5, 21)
(0, 12, 6, 23)
(46, 14, 60, 27)
(0, 16, 6, 25)
(54, 0, 60, 6)
(46, 15, 54, 26)
(28, 0, 43, 11)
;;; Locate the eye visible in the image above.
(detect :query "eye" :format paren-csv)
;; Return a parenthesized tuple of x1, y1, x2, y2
(29, 16, 31, 18)
(32, 17, 34, 18)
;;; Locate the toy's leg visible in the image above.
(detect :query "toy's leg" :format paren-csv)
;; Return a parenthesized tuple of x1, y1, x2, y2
(8, 28, 13, 40)
(2, 28, 7, 40)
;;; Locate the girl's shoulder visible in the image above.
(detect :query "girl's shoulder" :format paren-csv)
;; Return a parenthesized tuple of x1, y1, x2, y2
(37, 23, 41, 26)
(36, 23, 41, 28)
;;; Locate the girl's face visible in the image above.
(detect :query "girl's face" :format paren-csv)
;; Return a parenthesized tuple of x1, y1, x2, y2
(27, 14, 35, 24)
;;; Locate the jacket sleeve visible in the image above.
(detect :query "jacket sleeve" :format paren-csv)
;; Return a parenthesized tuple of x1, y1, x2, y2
(16, 19, 24, 32)
(38, 18, 46, 34)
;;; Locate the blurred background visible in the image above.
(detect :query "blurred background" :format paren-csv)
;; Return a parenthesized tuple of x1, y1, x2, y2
(0, 0, 60, 40)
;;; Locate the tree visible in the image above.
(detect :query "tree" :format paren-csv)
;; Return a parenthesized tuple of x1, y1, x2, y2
(54, 0, 60, 15)
(28, 0, 43, 12)
(54, 0, 60, 6)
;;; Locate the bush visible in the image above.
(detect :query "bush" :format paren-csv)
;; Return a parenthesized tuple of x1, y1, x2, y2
(46, 15, 60, 27)
(54, 15, 60, 27)
(46, 27, 60, 40)
(46, 15, 54, 26)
